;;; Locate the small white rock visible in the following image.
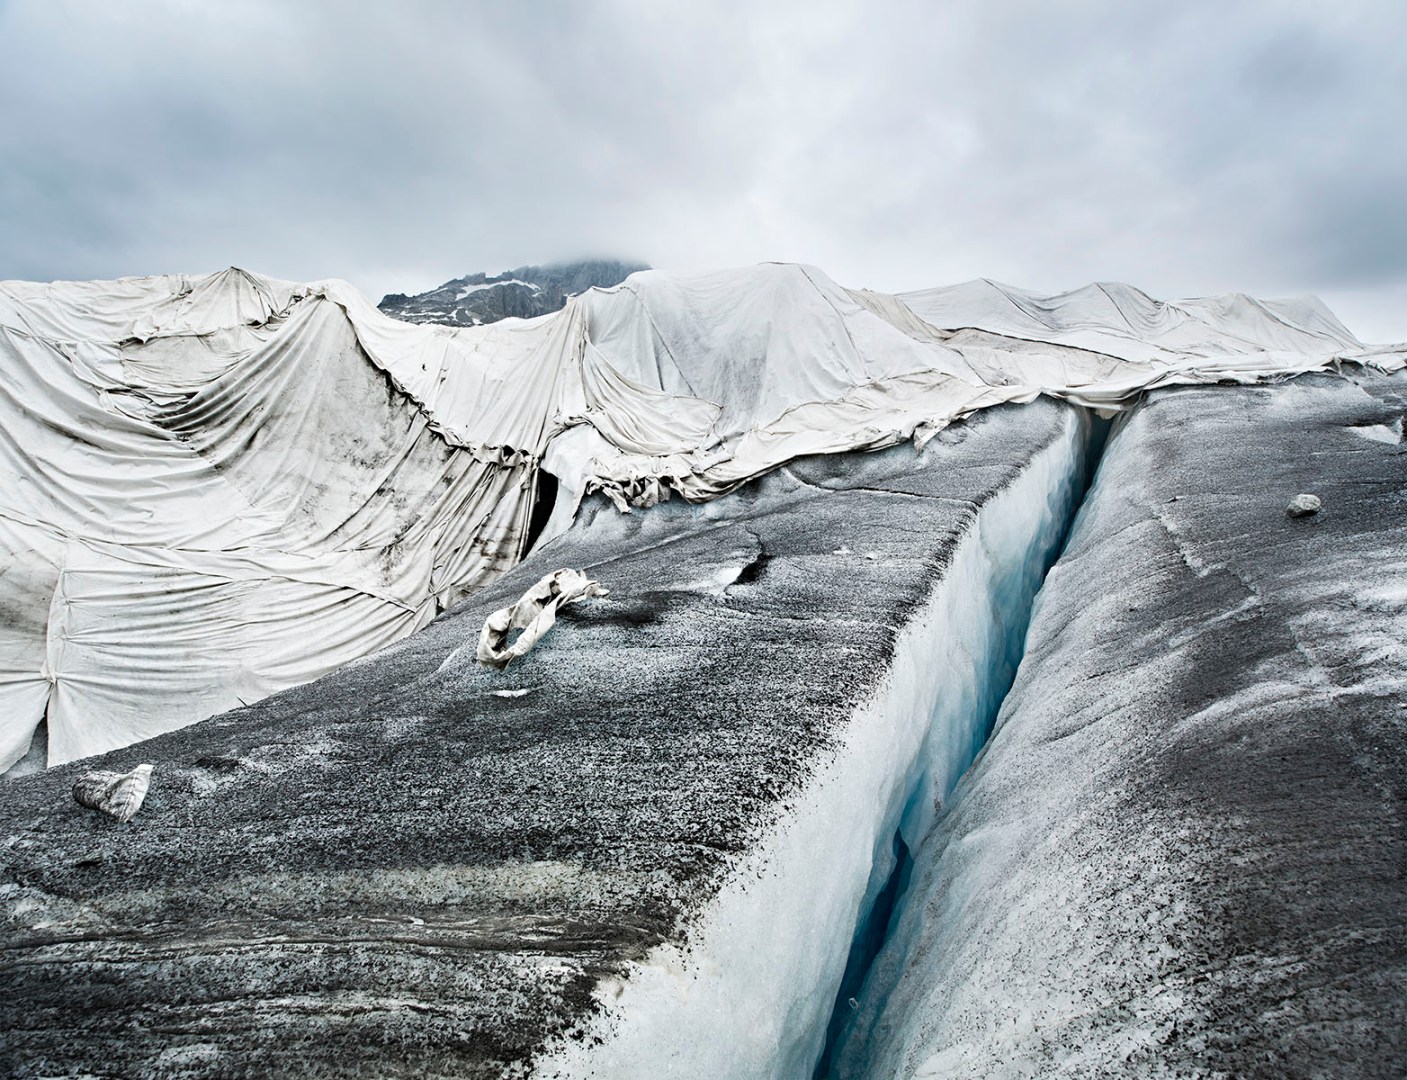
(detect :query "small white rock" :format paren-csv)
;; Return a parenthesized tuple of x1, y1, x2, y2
(1286, 493, 1321, 518)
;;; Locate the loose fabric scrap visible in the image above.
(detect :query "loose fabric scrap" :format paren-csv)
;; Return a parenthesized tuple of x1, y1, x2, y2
(476, 569, 608, 669)
(73, 764, 153, 823)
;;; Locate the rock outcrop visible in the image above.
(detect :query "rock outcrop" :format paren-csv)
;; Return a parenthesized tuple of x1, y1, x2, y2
(378, 259, 649, 325)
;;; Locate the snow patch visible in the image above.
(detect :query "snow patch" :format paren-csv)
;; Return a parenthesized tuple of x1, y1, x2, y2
(456, 279, 542, 299)
(1349, 419, 1402, 444)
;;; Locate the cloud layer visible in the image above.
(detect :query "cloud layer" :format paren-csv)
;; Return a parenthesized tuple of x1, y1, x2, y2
(2, 0, 1403, 339)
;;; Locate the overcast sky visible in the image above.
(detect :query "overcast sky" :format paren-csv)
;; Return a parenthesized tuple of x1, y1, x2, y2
(2, 0, 1404, 340)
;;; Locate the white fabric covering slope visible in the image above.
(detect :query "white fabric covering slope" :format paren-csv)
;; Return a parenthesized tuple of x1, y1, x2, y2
(0, 270, 552, 770)
(0, 263, 1400, 770)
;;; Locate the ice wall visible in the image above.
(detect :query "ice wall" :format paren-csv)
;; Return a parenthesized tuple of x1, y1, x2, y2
(834, 372, 1407, 1078)
(537, 407, 1093, 1078)
(0, 398, 1100, 1078)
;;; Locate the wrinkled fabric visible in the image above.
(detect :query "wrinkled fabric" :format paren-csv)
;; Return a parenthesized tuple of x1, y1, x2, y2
(0, 262, 1401, 769)
(72, 763, 152, 823)
(0, 271, 546, 769)
(575, 266, 1404, 506)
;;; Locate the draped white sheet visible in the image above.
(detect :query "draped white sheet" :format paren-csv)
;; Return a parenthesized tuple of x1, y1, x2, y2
(1, 263, 1399, 769)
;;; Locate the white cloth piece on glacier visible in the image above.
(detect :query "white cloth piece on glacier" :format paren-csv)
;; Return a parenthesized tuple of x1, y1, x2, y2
(473, 568, 608, 670)
(72, 763, 152, 823)
(0, 262, 1402, 771)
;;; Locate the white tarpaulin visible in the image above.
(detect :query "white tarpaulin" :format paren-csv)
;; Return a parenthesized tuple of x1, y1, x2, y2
(1, 263, 1401, 770)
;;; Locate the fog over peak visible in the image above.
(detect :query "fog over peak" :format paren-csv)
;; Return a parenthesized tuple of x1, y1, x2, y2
(1, 0, 1403, 340)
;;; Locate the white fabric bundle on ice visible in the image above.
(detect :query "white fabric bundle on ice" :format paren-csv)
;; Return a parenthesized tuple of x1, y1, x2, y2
(72, 763, 152, 823)
(474, 569, 608, 670)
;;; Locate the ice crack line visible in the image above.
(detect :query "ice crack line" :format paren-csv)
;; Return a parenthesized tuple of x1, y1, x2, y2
(813, 410, 1114, 1079)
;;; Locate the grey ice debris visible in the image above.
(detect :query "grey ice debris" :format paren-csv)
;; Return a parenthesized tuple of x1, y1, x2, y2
(73, 764, 152, 823)
(1286, 493, 1322, 517)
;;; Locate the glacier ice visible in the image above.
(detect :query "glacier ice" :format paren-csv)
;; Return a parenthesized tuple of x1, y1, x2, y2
(0, 369, 1403, 1076)
(831, 372, 1407, 1079)
(0, 262, 1405, 1077)
(0, 396, 1095, 1076)
(538, 407, 1092, 1079)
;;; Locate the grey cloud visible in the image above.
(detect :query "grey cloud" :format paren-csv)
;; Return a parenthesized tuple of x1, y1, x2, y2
(0, 0, 1403, 339)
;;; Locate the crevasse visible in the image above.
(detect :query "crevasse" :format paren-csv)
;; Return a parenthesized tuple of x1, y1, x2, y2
(540, 406, 1104, 1079)
(815, 413, 1110, 1077)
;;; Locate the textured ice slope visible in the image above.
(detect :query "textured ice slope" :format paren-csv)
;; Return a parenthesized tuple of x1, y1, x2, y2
(836, 371, 1407, 1079)
(0, 399, 1086, 1078)
(539, 406, 1091, 1079)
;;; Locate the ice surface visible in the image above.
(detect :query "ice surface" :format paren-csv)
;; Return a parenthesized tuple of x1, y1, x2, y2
(2, 278, 1402, 1074)
(538, 408, 1091, 1078)
(0, 398, 1091, 1077)
(835, 370, 1407, 1078)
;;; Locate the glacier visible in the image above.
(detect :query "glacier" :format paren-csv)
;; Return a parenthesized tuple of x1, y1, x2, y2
(0, 396, 1091, 1076)
(0, 261, 1404, 1078)
(831, 371, 1407, 1078)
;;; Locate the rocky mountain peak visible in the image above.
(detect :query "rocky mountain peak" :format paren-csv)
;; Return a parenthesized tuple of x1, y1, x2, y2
(379, 258, 649, 326)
